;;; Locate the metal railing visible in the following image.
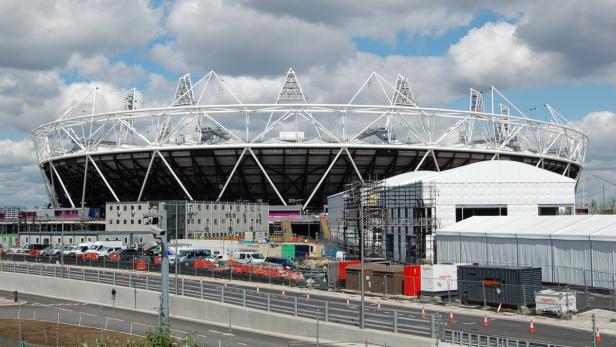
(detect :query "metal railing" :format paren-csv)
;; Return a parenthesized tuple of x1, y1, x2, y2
(442, 329, 570, 347)
(0, 260, 436, 339)
(0, 258, 580, 347)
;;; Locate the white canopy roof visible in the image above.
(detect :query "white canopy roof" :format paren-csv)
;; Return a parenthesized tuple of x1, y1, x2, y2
(383, 160, 575, 187)
(437, 215, 616, 241)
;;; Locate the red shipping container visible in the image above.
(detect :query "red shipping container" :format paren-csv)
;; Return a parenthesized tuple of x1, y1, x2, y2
(404, 265, 421, 296)
(338, 260, 361, 280)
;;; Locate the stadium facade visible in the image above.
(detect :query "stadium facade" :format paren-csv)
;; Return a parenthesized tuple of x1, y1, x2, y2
(32, 69, 588, 210)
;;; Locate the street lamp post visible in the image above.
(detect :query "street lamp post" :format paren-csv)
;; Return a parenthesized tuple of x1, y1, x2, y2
(151, 202, 169, 328)
(359, 192, 365, 330)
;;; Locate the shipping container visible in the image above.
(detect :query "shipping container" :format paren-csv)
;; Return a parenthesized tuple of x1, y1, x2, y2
(404, 265, 421, 296)
(281, 244, 295, 259)
(458, 265, 542, 307)
(345, 264, 375, 291)
(338, 260, 361, 280)
(421, 264, 457, 294)
(372, 264, 405, 295)
(295, 244, 310, 258)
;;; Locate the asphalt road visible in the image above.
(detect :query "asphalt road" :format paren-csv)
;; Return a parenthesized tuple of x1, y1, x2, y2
(0, 290, 316, 347)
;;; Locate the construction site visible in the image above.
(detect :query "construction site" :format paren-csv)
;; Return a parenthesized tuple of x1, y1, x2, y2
(330, 179, 438, 262)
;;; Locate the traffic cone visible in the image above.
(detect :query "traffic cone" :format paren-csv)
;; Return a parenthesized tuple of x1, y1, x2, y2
(595, 327, 601, 343)
(420, 306, 427, 319)
(529, 319, 535, 334)
(448, 308, 455, 323)
(482, 313, 489, 327)
(346, 298, 351, 307)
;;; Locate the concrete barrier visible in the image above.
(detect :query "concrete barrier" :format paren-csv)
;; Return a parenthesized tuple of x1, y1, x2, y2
(0, 272, 434, 346)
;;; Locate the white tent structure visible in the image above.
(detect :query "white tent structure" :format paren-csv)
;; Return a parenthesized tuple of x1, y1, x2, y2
(437, 215, 616, 289)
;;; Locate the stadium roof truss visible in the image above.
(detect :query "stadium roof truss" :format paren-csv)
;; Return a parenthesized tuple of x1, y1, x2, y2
(32, 68, 589, 209)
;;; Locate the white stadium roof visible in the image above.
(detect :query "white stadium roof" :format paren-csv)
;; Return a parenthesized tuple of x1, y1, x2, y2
(437, 215, 616, 241)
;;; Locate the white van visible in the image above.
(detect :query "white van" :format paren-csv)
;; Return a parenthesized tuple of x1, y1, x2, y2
(83, 241, 123, 257)
(231, 251, 265, 264)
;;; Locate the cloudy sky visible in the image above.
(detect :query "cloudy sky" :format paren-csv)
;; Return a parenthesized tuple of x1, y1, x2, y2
(1, 0, 615, 208)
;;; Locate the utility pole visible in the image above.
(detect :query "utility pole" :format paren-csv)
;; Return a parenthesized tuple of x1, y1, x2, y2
(359, 190, 365, 330)
(61, 211, 64, 277)
(152, 202, 169, 329)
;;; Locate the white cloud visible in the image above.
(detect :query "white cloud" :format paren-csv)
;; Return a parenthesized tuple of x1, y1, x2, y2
(573, 111, 616, 205)
(237, 0, 481, 43)
(0, 0, 162, 70)
(0, 67, 129, 133)
(152, 0, 355, 75)
(0, 137, 48, 207)
(448, 22, 562, 89)
(66, 54, 147, 87)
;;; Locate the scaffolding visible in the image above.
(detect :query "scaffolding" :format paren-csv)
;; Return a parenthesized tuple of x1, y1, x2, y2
(336, 180, 437, 261)
(0, 206, 24, 222)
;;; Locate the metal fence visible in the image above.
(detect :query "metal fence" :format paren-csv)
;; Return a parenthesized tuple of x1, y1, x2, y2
(0, 304, 209, 346)
(0, 260, 437, 338)
(442, 330, 570, 347)
(0, 260, 584, 347)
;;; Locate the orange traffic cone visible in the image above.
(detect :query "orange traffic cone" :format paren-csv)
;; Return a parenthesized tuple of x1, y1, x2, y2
(529, 319, 535, 334)
(482, 313, 489, 327)
(596, 327, 601, 343)
(420, 307, 427, 319)
(448, 308, 455, 323)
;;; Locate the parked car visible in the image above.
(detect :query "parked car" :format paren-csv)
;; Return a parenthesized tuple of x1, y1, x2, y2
(98, 246, 124, 257)
(231, 251, 265, 264)
(10, 245, 29, 254)
(67, 243, 93, 257)
(28, 244, 50, 257)
(265, 256, 297, 270)
(208, 253, 231, 262)
(178, 248, 212, 267)
(108, 248, 142, 261)
(41, 246, 63, 256)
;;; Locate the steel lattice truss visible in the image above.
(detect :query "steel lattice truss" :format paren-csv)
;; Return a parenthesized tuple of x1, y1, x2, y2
(32, 69, 588, 210)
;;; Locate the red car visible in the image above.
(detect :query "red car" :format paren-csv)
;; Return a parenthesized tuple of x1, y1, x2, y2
(28, 244, 49, 257)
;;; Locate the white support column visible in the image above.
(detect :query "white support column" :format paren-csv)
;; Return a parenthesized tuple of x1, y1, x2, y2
(217, 148, 247, 202)
(563, 163, 571, 176)
(50, 162, 75, 208)
(80, 157, 89, 207)
(247, 148, 286, 206)
(137, 153, 156, 202)
(344, 148, 364, 183)
(41, 165, 59, 208)
(414, 150, 431, 172)
(302, 148, 344, 210)
(430, 150, 440, 172)
(88, 156, 120, 202)
(156, 151, 194, 201)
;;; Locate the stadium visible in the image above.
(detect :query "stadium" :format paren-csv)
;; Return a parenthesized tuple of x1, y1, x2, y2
(32, 69, 588, 210)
